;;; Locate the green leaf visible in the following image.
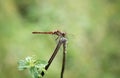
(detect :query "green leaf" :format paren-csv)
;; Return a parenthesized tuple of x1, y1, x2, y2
(18, 56, 48, 78)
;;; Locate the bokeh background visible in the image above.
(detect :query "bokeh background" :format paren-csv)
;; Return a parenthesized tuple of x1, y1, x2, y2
(0, 0, 120, 78)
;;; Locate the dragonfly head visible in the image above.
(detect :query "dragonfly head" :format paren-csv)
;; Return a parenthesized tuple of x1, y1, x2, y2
(53, 30, 66, 37)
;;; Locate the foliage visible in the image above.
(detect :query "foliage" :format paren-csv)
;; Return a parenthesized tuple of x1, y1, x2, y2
(18, 56, 47, 78)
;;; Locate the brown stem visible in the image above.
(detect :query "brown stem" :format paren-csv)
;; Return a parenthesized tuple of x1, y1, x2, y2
(41, 39, 62, 76)
(61, 38, 67, 78)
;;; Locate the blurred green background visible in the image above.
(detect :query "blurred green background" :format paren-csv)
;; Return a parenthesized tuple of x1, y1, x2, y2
(0, 0, 120, 78)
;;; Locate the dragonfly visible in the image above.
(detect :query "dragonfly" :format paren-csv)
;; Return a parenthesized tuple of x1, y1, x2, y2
(32, 30, 67, 78)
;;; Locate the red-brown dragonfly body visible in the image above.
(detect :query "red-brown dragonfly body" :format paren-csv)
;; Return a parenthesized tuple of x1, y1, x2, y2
(32, 30, 66, 37)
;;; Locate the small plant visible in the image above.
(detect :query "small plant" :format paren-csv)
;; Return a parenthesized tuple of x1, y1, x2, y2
(18, 56, 47, 78)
